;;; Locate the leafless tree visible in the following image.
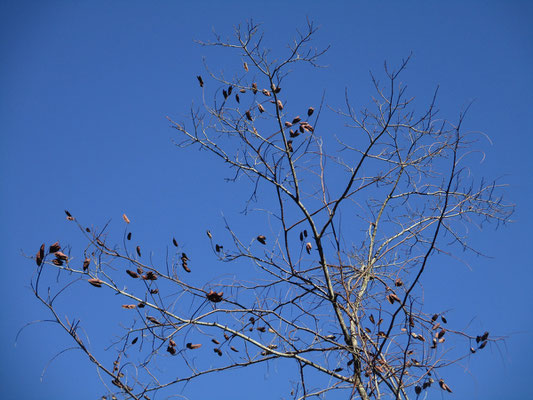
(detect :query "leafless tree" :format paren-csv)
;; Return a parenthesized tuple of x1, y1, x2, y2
(25, 21, 512, 400)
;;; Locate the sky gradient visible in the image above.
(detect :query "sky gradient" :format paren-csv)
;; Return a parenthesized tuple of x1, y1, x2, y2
(1, 1, 532, 399)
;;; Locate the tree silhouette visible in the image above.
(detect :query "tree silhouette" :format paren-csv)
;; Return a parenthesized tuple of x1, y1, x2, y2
(26, 21, 512, 400)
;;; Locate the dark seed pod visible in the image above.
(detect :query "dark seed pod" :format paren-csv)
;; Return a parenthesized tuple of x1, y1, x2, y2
(251, 83, 258, 94)
(292, 116, 301, 124)
(197, 75, 203, 87)
(172, 237, 178, 247)
(36, 244, 45, 266)
(131, 337, 138, 344)
(257, 235, 266, 245)
(85, 227, 91, 233)
(211, 338, 220, 345)
(82, 258, 90, 272)
(137, 266, 143, 275)
(186, 343, 202, 350)
(126, 270, 139, 278)
(136, 246, 141, 257)
(227, 86, 233, 96)
(49, 242, 61, 253)
(222, 89, 228, 99)
(235, 94, 240, 103)
(245, 110, 252, 121)
(52, 258, 63, 266)
(230, 346, 238, 352)
(479, 340, 488, 349)
(64, 210, 72, 217)
(258, 104, 265, 113)
(55, 251, 68, 261)
(88, 278, 103, 287)
(150, 288, 159, 294)
(307, 107, 314, 116)
(127, 232, 132, 240)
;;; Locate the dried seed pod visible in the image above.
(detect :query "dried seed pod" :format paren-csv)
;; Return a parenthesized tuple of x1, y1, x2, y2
(150, 288, 159, 294)
(307, 107, 314, 116)
(85, 227, 91, 233)
(251, 83, 258, 94)
(287, 140, 293, 152)
(277, 100, 283, 110)
(284, 121, 292, 127)
(470, 347, 476, 353)
(131, 337, 138, 344)
(137, 266, 143, 275)
(206, 290, 223, 303)
(127, 232, 132, 240)
(172, 237, 178, 247)
(230, 346, 238, 352)
(262, 89, 271, 97)
(437, 329, 446, 339)
(122, 214, 130, 224)
(431, 314, 438, 322)
(82, 258, 90, 272)
(64, 210, 72, 217)
(66, 216, 75, 221)
(136, 246, 141, 257)
(239, 88, 246, 93)
(35, 244, 45, 266)
(206, 230, 212, 239)
(197, 75, 204, 87)
(386, 293, 401, 304)
(257, 326, 266, 332)
(257, 235, 266, 245)
(215, 244, 222, 252)
(222, 89, 228, 99)
(258, 104, 265, 113)
(55, 251, 68, 261)
(214, 348, 223, 356)
(245, 110, 252, 121)
(299, 232, 303, 241)
(441, 315, 448, 323)
(181, 252, 189, 261)
(52, 258, 63, 266)
(49, 241, 61, 253)
(305, 242, 312, 254)
(303, 230, 308, 237)
(369, 314, 375, 324)
(223, 333, 230, 340)
(291, 116, 301, 124)
(88, 278, 103, 287)
(439, 379, 452, 393)
(126, 270, 139, 278)
(211, 338, 220, 345)
(243, 62, 249, 72)
(394, 278, 403, 287)
(122, 304, 136, 309)
(289, 129, 299, 138)
(182, 260, 191, 273)
(432, 322, 441, 331)
(137, 302, 145, 308)
(235, 94, 240, 103)
(415, 386, 422, 395)
(169, 339, 176, 347)
(481, 331, 489, 341)
(143, 271, 157, 280)
(146, 316, 160, 325)
(479, 340, 488, 349)
(186, 343, 202, 350)
(166, 345, 177, 355)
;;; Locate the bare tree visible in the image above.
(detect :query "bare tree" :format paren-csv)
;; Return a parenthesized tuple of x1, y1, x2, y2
(25, 21, 512, 400)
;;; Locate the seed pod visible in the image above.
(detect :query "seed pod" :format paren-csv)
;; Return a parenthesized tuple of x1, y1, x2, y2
(432, 322, 441, 331)
(307, 107, 314, 116)
(394, 278, 403, 287)
(369, 314, 375, 324)
(137, 302, 145, 308)
(182, 260, 191, 273)
(262, 89, 271, 97)
(245, 110, 252, 121)
(257, 235, 266, 245)
(150, 288, 159, 294)
(222, 89, 228, 99)
(224, 333, 230, 340)
(239, 88, 246, 93)
(285, 121, 292, 127)
(131, 337, 138, 344)
(127, 232, 132, 240)
(305, 242, 312, 254)
(441, 316, 448, 323)
(215, 244, 221, 252)
(64, 210, 72, 217)
(55, 251, 68, 261)
(470, 347, 476, 353)
(143, 271, 157, 280)
(122, 214, 130, 224)
(437, 329, 446, 339)
(227, 86, 232, 95)
(197, 75, 204, 87)
(49, 242, 61, 253)
(243, 62, 249, 72)
(230, 346, 238, 352)
(52, 259, 63, 266)
(481, 331, 489, 341)
(207, 230, 212, 239)
(303, 230, 308, 237)
(206, 290, 223, 303)
(479, 340, 488, 349)
(172, 237, 178, 247)
(415, 386, 422, 395)
(169, 339, 176, 347)
(277, 100, 283, 110)
(166, 345, 176, 355)
(146, 316, 160, 325)
(85, 227, 91, 232)
(186, 343, 202, 350)
(438, 379, 452, 393)
(122, 304, 136, 309)
(181, 252, 189, 261)
(290, 129, 299, 138)
(211, 338, 220, 345)
(258, 104, 265, 113)
(137, 266, 143, 275)
(214, 348, 223, 356)
(82, 258, 90, 272)
(35, 244, 45, 266)
(126, 270, 139, 278)
(252, 83, 258, 94)
(136, 246, 141, 257)
(257, 326, 266, 332)
(287, 140, 293, 152)
(88, 278, 103, 287)
(235, 94, 240, 103)
(431, 314, 438, 322)
(291, 116, 301, 124)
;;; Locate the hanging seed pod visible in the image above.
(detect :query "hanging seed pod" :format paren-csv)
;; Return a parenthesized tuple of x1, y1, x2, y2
(243, 62, 249, 72)
(245, 110, 252, 121)
(214, 348, 223, 356)
(292, 116, 301, 124)
(432, 322, 441, 331)
(227, 86, 233, 96)
(150, 288, 159, 294)
(252, 83, 258, 94)
(284, 121, 292, 127)
(394, 278, 403, 287)
(122, 214, 130, 224)
(131, 337, 138, 344)
(137, 266, 143, 275)
(122, 304, 136, 309)
(257, 326, 266, 332)
(305, 242, 312, 254)
(289, 129, 299, 138)
(299, 232, 304, 241)
(224, 333, 230, 340)
(166, 345, 176, 355)
(287, 140, 293, 152)
(127, 232, 132, 240)
(206, 290, 223, 303)
(470, 347, 476, 353)
(206, 230, 212, 239)
(387, 293, 401, 304)
(307, 107, 314, 116)
(36, 244, 45, 266)
(55, 251, 68, 261)
(215, 244, 221, 252)
(239, 88, 246, 93)
(277, 100, 283, 110)
(143, 271, 157, 280)
(303, 230, 308, 237)
(49, 242, 61, 253)
(235, 94, 240, 103)
(126, 270, 139, 278)
(481, 331, 489, 341)
(230, 346, 238, 352)
(415, 386, 422, 395)
(52, 259, 63, 266)
(262, 89, 271, 97)
(258, 104, 265, 113)
(369, 314, 375, 324)
(438, 379, 452, 393)
(211, 338, 220, 345)
(186, 343, 202, 350)
(431, 314, 439, 322)
(441, 316, 448, 324)
(83, 258, 90, 272)
(169, 339, 176, 347)
(85, 227, 91, 233)
(136, 246, 141, 257)
(257, 235, 266, 245)
(222, 89, 228, 99)
(88, 278, 103, 287)
(172, 237, 178, 247)
(182, 260, 191, 273)
(64, 210, 72, 217)
(479, 340, 488, 349)
(437, 329, 446, 339)
(197, 75, 204, 87)
(146, 316, 161, 325)
(137, 302, 145, 308)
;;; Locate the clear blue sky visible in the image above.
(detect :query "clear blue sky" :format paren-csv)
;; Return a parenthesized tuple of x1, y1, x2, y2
(1, 1, 532, 399)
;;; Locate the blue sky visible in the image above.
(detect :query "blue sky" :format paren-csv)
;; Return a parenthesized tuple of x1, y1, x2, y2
(1, 1, 532, 399)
